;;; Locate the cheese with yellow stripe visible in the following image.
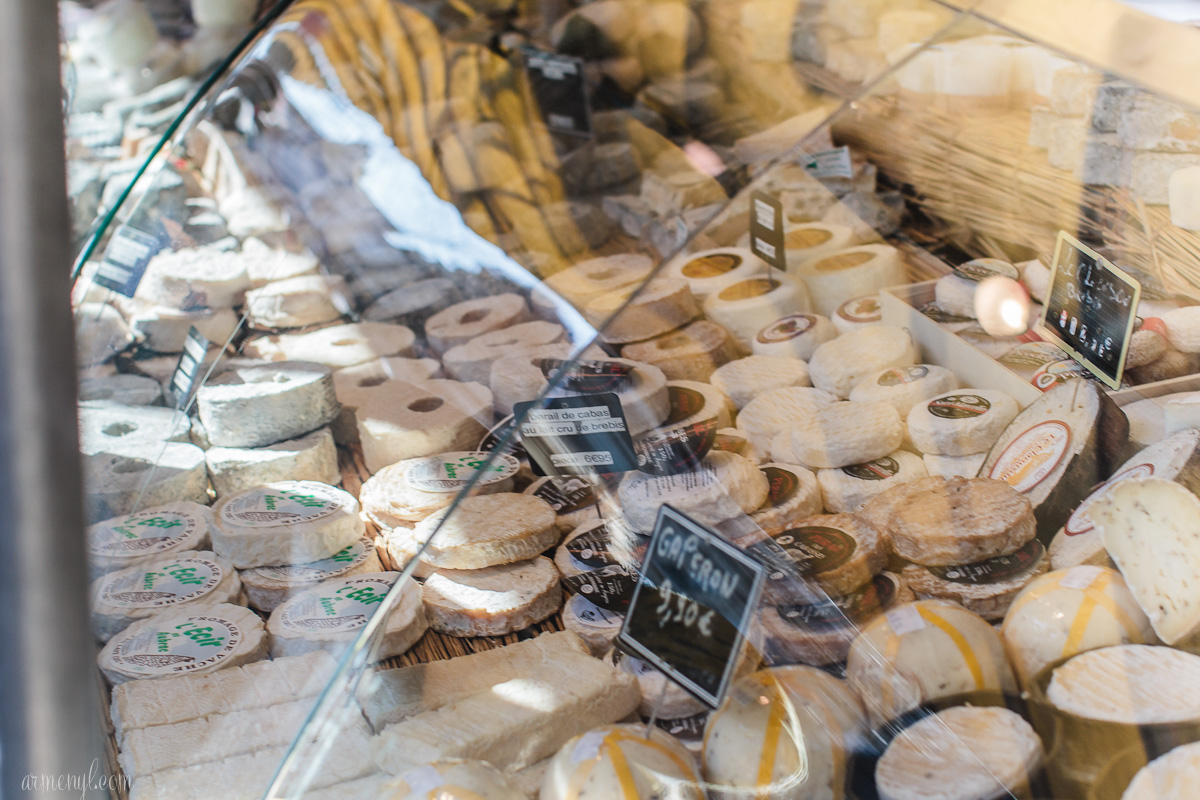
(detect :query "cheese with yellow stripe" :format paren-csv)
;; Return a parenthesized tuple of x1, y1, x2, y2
(846, 599, 1018, 728)
(390, 759, 524, 799)
(540, 724, 703, 800)
(1001, 566, 1157, 687)
(701, 667, 866, 800)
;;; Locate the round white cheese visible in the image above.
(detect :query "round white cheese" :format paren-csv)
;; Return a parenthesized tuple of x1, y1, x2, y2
(242, 322, 416, 368)
(809, 325, 917, 398)
(359, 451, 520, 526)
(618, 451, 769, 531)
(211, 481, 365, 569)
(703, 276, 810, 347)
(1169, 166, 1200, 232)
(750, 463, 823, 532)
(923, 452, 987, 479)
(542, 724, 703, 800)
(662, 247, 769, 300)
(791, 401, 904, 469)
(239, 536, 383, 613)
(795, 244, 904, 317)
(710, 356, 811, 409)
(736, 386, 838, 455)
(1047, 644, 1200, 724)
(562, 593, 624, 657)
(1123, 741, 1200, 800)
(818, 450, 929, 512)
(752, 313, 837, 360)
(392, 759, 525, 799)
(782, 222, 855, 270)
(357, 379, 492, 474)
(849, 364, 959, 416)
(908, 389, 1020, 456)
(97, 602, 267, 685)
(196, 361, 339, 449)
(398, 493, 559, 570)
(541, 253, 654, 308)
(421, 556, 563, 637)
(424, 293, 529, 354)
(442, 321, 565, 384)
(267, 572, 427, 659)
(86, 501, 214, 579)
(832, 294, 884, 335)
(244, 274, 346, 330)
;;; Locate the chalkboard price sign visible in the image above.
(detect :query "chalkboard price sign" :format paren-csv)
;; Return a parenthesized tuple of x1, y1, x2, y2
(617, 505, 766, 708)
(522, 47, 592, 138)
(513, 393, 637, 477)
(1038, 232, 1141, 390)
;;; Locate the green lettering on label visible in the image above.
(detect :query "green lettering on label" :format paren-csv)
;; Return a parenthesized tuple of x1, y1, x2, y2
(340, 585, 385, 604)
(320, 597, 339, 616)
(166, 565, 204, 586)
(142, 571, 162, 590)
(330, 545, 356, 563)
(139, 516, 183, 529)
(156, 631, 176, 652)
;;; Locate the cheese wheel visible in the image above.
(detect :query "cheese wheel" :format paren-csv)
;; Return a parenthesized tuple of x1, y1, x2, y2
(196, 361, 339, 449)
(138, 247, 250, 309)
(710, 356, 811, 409)
(902, 539, 1048, 621)
(1049, 429, 1200, 571)
(424, 293, 529, 354)
(128, 305, 240, 353)
(362, 278, 460, 328)
(702, 667, 866, 800)
(921, 452, 987, 479)
(1020, 258, 1051, 303)
(752, 313, 837, 360)
(399, 493, 559, 570)
(422, 556, 562, 637)
(1161, 306, 1200, 353)
(357, 379, 492, 474)
(1129, 346, 1200, 384)
(243, 275, 346, 329)
(331, 357, 442, 443)
(658, 380, 734, 430)
(584, 277, 700, 344)
(541, 724, 703, 800)
(83, 444, 209, 523)
(241, 322, 416, 368)
(832, 294, 884, 335)
(267, 572, 426, 659)
(239, 536, 383, 613)
(888, 476, 1036, 566)
(90, 551, 243, 641)
(935, 260, 1021, 318)
(489, 344, 574, 417)
(662, 247, 769, 300)
(622, 320, 739, 381)
(782, 222, 855, 271)
(541, 253, 654, 308)
(875, 707, 1044, 800)
(97, 602, 267, 685)
(850, 602, 1018, 730)
(795, 244, 904, 317)
(546, 358, 670, 437)
(562, 594, 624, 656)
(1002, 566, 1156, 687)
(703, 276, 810, 347)
(818, 450, 929, 513)
(553, 518, 643, 582)
(1123, 741, 1200, 800)
(768, 513, 887, 597)
(737, 386, 838, 454)
(618, 451, 769, 531)
(1127, 327, 1169, 369)
(391, 759, 525, 800)
(849, 365, 959, 416)
(1047, 644, 1200, 724)
(359, 451, 520, 526)
(86, 501, 214, 579)
(791, 401, 904, 469)
(211, 481, 365, 569)
(750, 464, 823, 532)
(907, 389, 1019, 456)
(809, 325, 917, 398)
(442, 321, 566, 384)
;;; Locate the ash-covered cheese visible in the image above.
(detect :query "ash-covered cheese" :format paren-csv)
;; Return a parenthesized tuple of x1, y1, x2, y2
(267, 572, 426, 659)
(809, 325, 917, 398)
(196, 361, 339, 449)
(211, 481, 365, 569)
(1047, 644, 1200, 724)
(710, 356, 811, 409)
(205, 427, 340, 497)
(97, 602, 267, 685)
(240, 536, 383, 612)
(87, 501, 214, 578)
(907, 389, 1019, 456)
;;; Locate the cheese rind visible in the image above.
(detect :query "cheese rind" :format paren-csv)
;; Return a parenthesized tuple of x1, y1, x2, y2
(240, 536, 383, 612)
(710, 356, 811, 409)
(1047, 644, 1200, 724)
(356, 379, 492, 474)
(791, 401, 904, 468)
(850, 364, 958, 416)
(618, 451, 769, 531)
(205, 427, 340, 497)
(622, 320, 740, 382)
(817, 450, 928, 513)
(907, 389, 1019, 456)
(397, 494, 559, 570)
(86, 501, 214, 579)
(736, 386, 838, 454)
(542, 724, 703, 800)
(1122, 741, 1200, 800)
(421, 556, 563, 637)
(809, 325, 917, 398)
(196, 361, 339, 449)
(425, 293, 529, 354)
(390, 760, 526, 800)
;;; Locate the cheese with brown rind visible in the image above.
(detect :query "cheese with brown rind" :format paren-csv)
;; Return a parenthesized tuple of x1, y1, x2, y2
(397, 494, 559, 570)
(359, 451, 519, 526)
(750, 463, 823, 532)
(888, 477, 1036, 566)
(854, 476, 946, 538)
(791, 401, 904, 468)
(770, 513, 887, 597)
(1047, 644, 1200, 724)
(710, 356, 811, 409)
(808, 325, 917, 398)
(902, 539, 1049, 621)
(621, 320, 740, 382)
(421, 556, 563, 637)
(585, 277, 700, 344)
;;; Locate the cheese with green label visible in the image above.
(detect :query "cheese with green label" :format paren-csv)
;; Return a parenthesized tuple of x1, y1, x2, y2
(360, 451, 520, 527)
(91, 550, 244, 641)
(357, 379, 493, 474)
(541, 724, 703, 800)
(422, 556, 563, 637)
(87, 501, 215, 579)
(240, 536, 383, 612)
(211, 481, 365, 569)
(97, 602, 268, 685)
(267, 572, 426, 659)
(907, 389, 1019, 456)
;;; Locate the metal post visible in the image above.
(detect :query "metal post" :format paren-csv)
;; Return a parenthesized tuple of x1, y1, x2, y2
(0, 1, 107, 798)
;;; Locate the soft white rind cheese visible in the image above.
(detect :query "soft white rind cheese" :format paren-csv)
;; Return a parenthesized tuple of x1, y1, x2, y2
(1122, 741, 1200, 800)
(87, 501, 214, 578)
(809, 326, 917, 398)
(541, 724, 703, 800)
(1047, 644, 1200, 724)
(618, 452, 768, 531)
(240, 536, 383, 612)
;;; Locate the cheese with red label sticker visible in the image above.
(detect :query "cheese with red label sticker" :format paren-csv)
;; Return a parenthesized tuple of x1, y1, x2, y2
(753, 313, 837, 359)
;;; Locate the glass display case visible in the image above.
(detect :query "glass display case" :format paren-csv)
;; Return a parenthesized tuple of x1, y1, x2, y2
(68, 0, 1200, 798)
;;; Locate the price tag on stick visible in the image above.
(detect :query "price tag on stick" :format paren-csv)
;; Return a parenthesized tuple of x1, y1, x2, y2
(748, 191, 786, 270)
(617, 505, 766, 708)
(169, 327, 210, 409)
(1038, 231, 1141, 390)
(522, 47, 592, 138)
(93, 225, 165, 298)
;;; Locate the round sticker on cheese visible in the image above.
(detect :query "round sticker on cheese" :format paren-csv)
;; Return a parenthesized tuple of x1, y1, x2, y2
(815, 252, 873, 273)
(842, 457, 901, 481)
(88, 507, 206, 559)
(757, 314, 817, 344)
(718, 278, 777, 301)
(220, 484, 342, 527)
(928, 394, 992, 419)
(927, 540, 1045, 584)
(109, 614, 244, 676)
(682, 253, 742, 278)
(837, 296, 882, 324)
(762, 466, 801, 506)
(278, 576, 392, 633)
(779, 572, 897, 630)
(253, 537, 374, 581)
(877, 366, 930, 386)
(1033, 360, 1091, 391)
(988, 421, 1072, 493)
(773, 526, 856, 575)
(99, 558, 224, 608)
(405, 451, 520, 493)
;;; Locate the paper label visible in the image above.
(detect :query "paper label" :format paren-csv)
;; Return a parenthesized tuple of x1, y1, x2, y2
(88, 508, 202, 559)
(656, 712, 709, 741)
(1060, 565, 1105, 590)
(94, 225, 164, 298)
(562, 564, 641, 611)
(885, 605, 926, 635)
(220, 484, 342, 528)
(405, 451, 519, 493)
(566, 524, 619, 569)
(773, 527, 857, 575)
(515, 394, 638, 477)
(749, 191, 786, 270)
(838, 296, 881, 323)
(877, 365, 929, 386)
(278, 576, 392, 633)
(926, 540, 1044, 584)
(169, 327, 210, 409)
(541, 359, 634, 393)
(757, 314, 817, 344)
(761, 466, 801, 507)
(779, 573, 897, 631)
(802, 146, 854, 179)
(634, 419, 719, 476)
(1000, 342, 1067, 369)
(100, 558, 223, 608)
(523, 47, 591, 137)
(532, 476, 596, 514)
(1065, 463, 1155, 536)
(927, 394, 991, 419)
(253, 538, 373, 582)
(989, 421, 1072, 493)
(1033, 359, 1092, 391)
(109, 614, 243, 676)
(569, 594, 624, 628)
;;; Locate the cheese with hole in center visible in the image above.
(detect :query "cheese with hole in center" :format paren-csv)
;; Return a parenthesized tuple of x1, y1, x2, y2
(421, 556, 563, 637)
(622, 320, 740, 382)
(753, 313, 838, 360)
(546, 358, 670, 437)
(98, 602, 267, 685)
(1047, 644, 1200, 724)
(737, 387, 838, 455)
(542, 724, 703, 800)
(662, 247, 769, 300)
(240, 536, 383, 612)
(847, 599, 1018, 727)
(90, 550, 243, 641)
(87, 501, 214, 579)
(818, 450, 929, 513)
(1001, 566, 1156, 687)
(137, 247, 250, 309)
(541, 253, 654, 308)
(357, 379, 492, 474)
(241, 322, 416, 368)
(796, 244, 904, 317)
(1093, 478, 1200, 644)
(330, 357, 441, 443)
(359, 451, 520, 527)
(809, 325, 917, 398)
(1049, 429, 1200, 570)
(196, 361, 339, 449)
(244, 274, 347, 329)
(424, 293, 529, 354)
(618, 451, 769, 531)
(585, 277, 700, 344)
(710, 356, 811, 409)
(768, 513, 887, 596)
(791, 401, 904, 469)
(875, 706, 1044, 800)
(211, 481, 364, 569)
(704, 276, 810, 347)
(442, 321, 566, 384)
(850, 364, 958, 416)
(907, 389, 1019, 456)
(397, 493, 559, 570)
(268, 572, 426, 659)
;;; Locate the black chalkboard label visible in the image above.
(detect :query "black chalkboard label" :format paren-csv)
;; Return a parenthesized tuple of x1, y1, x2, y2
(93, 225, 164, 298)
(169, 327, 210, 409)
(1038, 231, 1141, 390)
(749, 191, 786, 270)
(514, 393, 637, 477)
(617, 505, 766, 708)
(522, 47, 592, 138)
